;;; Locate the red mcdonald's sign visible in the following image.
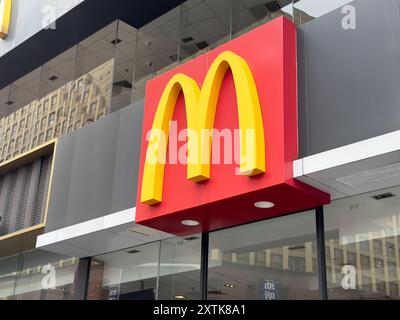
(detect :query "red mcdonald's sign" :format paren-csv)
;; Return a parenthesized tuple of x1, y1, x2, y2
(136, 17, 329, 236)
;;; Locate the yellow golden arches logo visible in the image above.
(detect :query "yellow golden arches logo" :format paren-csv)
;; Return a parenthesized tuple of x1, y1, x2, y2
(141, 51, 265, 205)
(0, 0, 11, 39)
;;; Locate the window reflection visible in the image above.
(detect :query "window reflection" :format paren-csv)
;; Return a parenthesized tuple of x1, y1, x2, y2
(325, 186, 400, 299)
(208, 211, 320, 300)
(0, 255, 19, 300)
(132, 7, 180, 102)
(87, 237, 202, 300)
(87, 242, 159, 300)
(158, 236, 201, 300)
(14, 251, 79, 300)
(232, 0, 294, 38)
(179, 0, 231, 63)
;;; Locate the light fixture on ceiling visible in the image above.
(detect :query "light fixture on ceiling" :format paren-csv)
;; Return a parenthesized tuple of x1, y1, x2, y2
(174, 295, 187, 300)
(195, 41, 209, 50)
(254, 201, 275, 209)
(288, 245, 305, 251)
(184, 236, 199, 241)
(224, 283, 236, 288)
(169, 54, 178, 62)
(372, 192, 396, 200)
(181, 220, 200, 226)
(5, 100, 14, 106)
(126, 249, 141, 254)
(265, 1, 281, 13)
(49, 75, 58, 81)
(111, 38, 122, 45)
(113, 80, 132, 89)
(207, 290, 226, 296)
(181, 36, 194, 43)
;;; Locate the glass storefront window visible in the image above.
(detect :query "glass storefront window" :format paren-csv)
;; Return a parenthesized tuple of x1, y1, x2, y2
(39, 46, 77, 100)
(232, 0, 294, 38)
(158, 236, 201, 300)
(87, 242, 160, 300)
(111, 21, 137, 112)
(0, 254, 19, 300)
(132, 7, 180, 102)
(178, 0, 232, 63)
(325, 186, 400, 300)
(87, 237, 202, 300)
(208, 211, 320, 300)
(0, 21, 117, 163)
(13, 250, 79, 300)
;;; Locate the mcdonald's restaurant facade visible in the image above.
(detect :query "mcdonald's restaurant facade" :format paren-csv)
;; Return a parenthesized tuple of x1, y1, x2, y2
(1, 0, 400, 301)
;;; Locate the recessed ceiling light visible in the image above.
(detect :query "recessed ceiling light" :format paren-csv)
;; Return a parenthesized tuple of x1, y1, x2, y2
(254, 201, 275, 209)
(181, 220, 200, 226)
(224, 283, 236, 288)
(126, 249, 141, 254)
(174, 295, 187, 300)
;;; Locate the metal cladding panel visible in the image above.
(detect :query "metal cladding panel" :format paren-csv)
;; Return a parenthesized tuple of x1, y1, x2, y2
(44, 101, 144, 232)
(298, 0, 400, 156)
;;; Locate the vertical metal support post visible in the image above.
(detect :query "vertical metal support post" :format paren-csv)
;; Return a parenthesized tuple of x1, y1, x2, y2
(200, 232, 209, 300)
(316, 206, 328, 300)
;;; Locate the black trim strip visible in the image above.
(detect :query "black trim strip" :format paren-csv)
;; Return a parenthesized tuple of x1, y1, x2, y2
(75, 257, 92, 300)
(200, 232, 209, 300)
(316, 206, 328, 300)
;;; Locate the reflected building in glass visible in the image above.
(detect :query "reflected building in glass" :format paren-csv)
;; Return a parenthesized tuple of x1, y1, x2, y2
(0, 59, 113, 163)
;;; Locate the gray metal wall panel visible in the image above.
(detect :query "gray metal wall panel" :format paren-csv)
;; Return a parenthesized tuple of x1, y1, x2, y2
(64, 112, 119, 228)
(44, 136, 75, 232)
(45, 101, 144, 232)
(298, 0, 400, 156)
(110, 103, 144, 214)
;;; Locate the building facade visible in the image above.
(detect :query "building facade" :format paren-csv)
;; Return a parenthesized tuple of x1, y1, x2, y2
(1, 0, 400, 300)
